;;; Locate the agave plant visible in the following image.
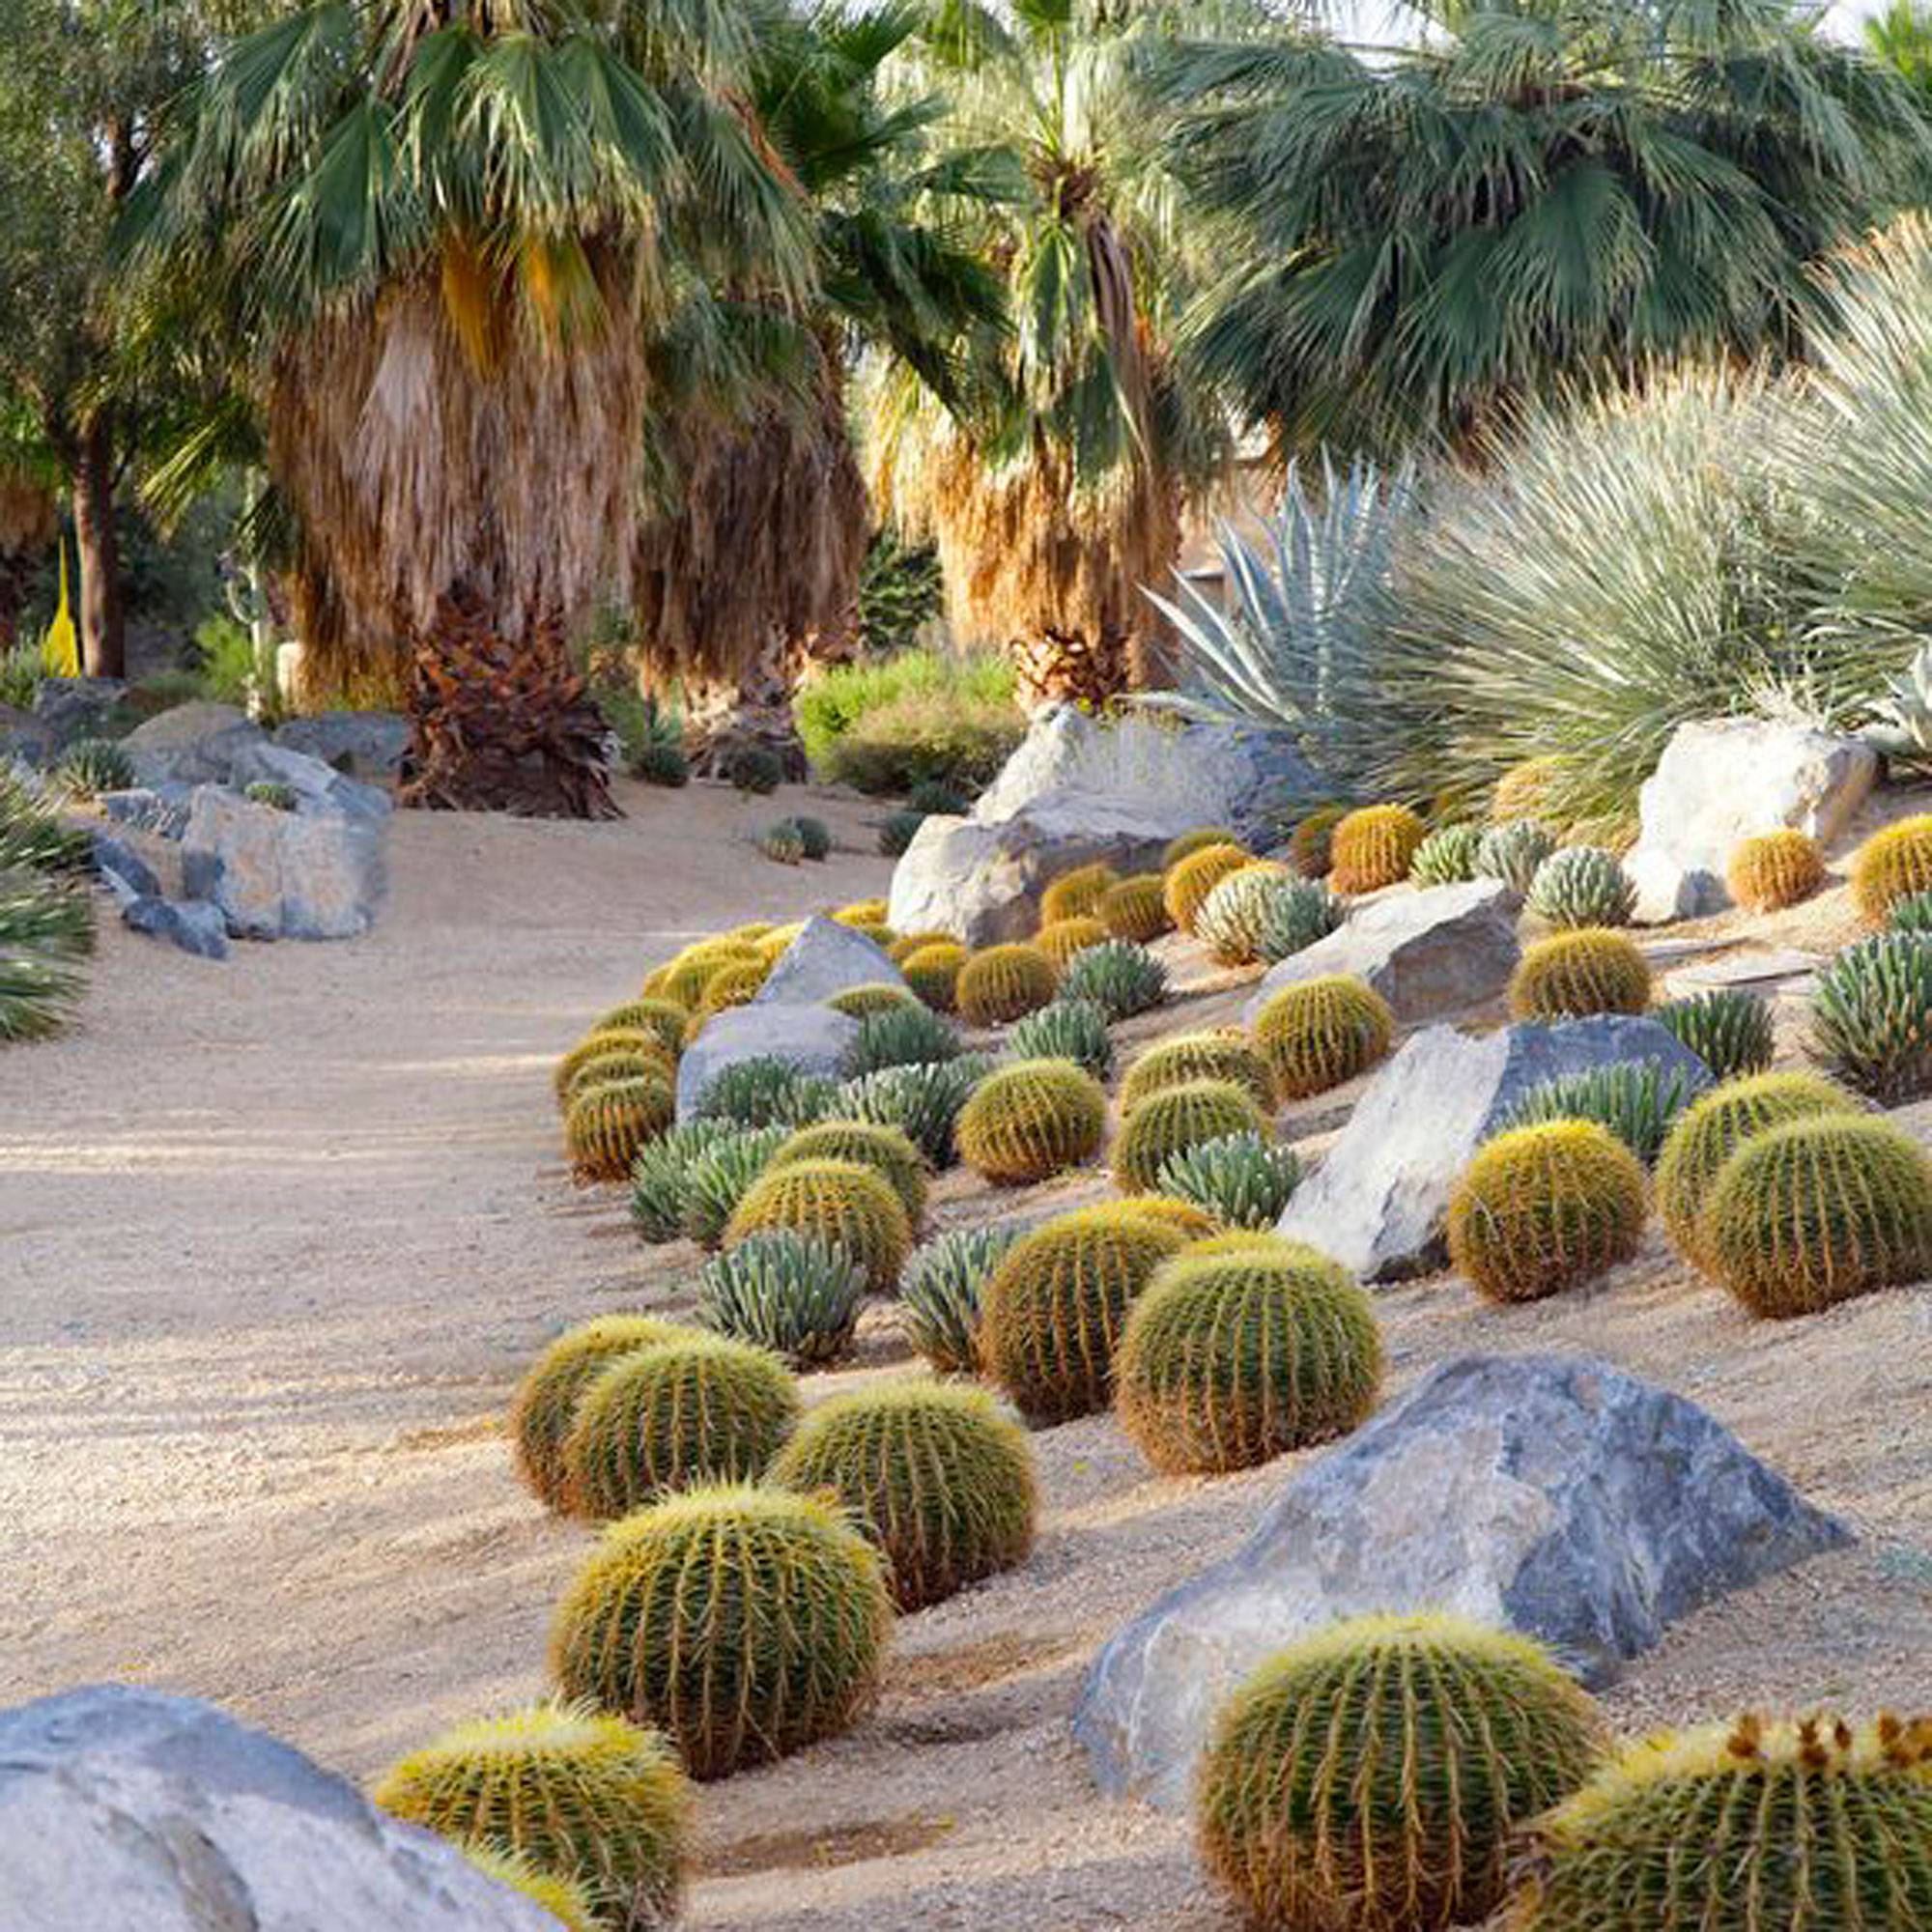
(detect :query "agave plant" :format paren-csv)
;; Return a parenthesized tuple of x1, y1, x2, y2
(1860, 639, 1932, 763)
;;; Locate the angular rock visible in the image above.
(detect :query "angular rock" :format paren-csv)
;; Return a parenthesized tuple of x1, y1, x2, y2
(1278, 1015, 1709, 1280)
(98, 784, 194, 840)
(1243, 880, 1520, 1025)
(91, 832, 160, 901)
(0, 702, 55, 767)
(123, 701, 268, 788)
(1074, 1352, 1849, 1808)
(273, 710, 410, 782)
(122, 895, 231, 961)
(181, 786, 385, 941)
(1626, 719, 1877, 923)
(32, 675, 125, 750)
(754, 913, 903, 1007)
(675, 1002, 859, 1122)
(231, 739, 392, 824)
(0, 1686, 560, 1931)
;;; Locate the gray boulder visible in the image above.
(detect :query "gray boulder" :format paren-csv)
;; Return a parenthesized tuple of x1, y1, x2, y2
(181, 785, 385, 941)
(123, 702, 268, 787)
(99, 784, 194, 840)
(1243, 880, 1519, 1025)
(675, 1001, 859, 1122)
(273, 710, 410, 782)
(1074, 1352, 1848, 1807)
(0, 702, 55, 766)
(122, 894, 231, 960)
(91, 832, 160, 901)
(1278, 1015, 1709, 1280)
(754, 913, 903, 1007)
(1626, 719, 1877, 923)
(231, 740, 392, 824)
(32, 675, 125, 750)
(0, 1685, 561, 1931)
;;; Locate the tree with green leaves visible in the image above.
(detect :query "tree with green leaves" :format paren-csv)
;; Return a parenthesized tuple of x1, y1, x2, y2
(1867, 0, 1932, 105)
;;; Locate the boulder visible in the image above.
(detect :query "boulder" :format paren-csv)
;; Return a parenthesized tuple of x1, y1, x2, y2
(674, 1002, 859, 1122)
(123, 702, 268, 788)
(0, 1685, 561, 1931)
(122, 894, 231, 961)
(98, 784, 194, 840)
(1625, 720, 1877, 923)
(181, 785, 385, 941)
(32, 676, 125, 750)
(754, 913, 903, 1007)
(1277, 1015, 1709, 1280)
(230, 740, 392, 824)
(1073, 1353, 1849, 1808)
(1243, 880, 1520, 1025)
(273, 710, 410, 782)
(0, 702, 55, 767)
(91, 832, 160, 901)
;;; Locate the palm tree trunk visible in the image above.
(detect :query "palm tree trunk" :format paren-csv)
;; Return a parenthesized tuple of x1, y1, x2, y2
(71, 414, 126, 679)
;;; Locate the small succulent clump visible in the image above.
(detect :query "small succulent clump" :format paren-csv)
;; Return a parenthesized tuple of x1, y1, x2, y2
(1726, 828, 1825, 912)
(1096, 872, 1173, 942)
(908, 778, 968, 815)
(829, 1055, 992, 1169)
(898, 1222, 1027, 1374)
(1253, 879, 1345, 964)
(878, 809, 925, 857)
(1035, 914, 1109, 971)
(1409, 822, 1483, 885)
(243, 779, 298, 812)
(1156, 1131, 1302, 1228)
(1122, 1031, 1272, 1111)
(1850, 811, 1932, 924)
(54, 736, 135, 799)
(680, 1124, 787, 1247)
(1508, 927, 1651, 1020)
(955, 943, 1059, 1027)
(1195, 863, 1301, 966)
(629, 1118, 737, 1242)
(694, 1056, 836, 1129)
(1253, 974, 1395, 1099)
(1654, 987, 1776, 1080)
(1476, 818, 1558, 892)
(1810, 930, 1932, 1100)
(844, 1001, 961, 1075)
(1039, 861, 1120, 924)
(757, 821, 806, 865)
(1163, 825, 1241, 869)
(900, 940, 968, 1011)
(696, 1231, 867, 1366)
(1058, 937, 1168, 1018)
(1327, 804, 1425, 894)
(1164, 841, 1250, 932)
(633, 739, 690, 787)
(826, 981, 917, 1020)
(727, 745, 784, 795)
(1113, 1077, 1268, 1193)
(1006, 997, 1113, 1079)
(1498, 1061, 1704, 1165)
(955, 1057, 1108, 1184)
(1526, 845, 1636, 928)
(788, 815, 832, 860)
(724, 1155, 912, 1293)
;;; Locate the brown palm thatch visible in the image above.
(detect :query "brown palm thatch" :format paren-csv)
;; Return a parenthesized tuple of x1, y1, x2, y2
(0, 474, 56, 651)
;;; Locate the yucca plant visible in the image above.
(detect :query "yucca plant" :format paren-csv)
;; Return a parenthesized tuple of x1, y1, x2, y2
(54, 737, 133, 799)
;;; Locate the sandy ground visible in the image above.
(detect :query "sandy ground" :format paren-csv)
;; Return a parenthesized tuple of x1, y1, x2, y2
(2, 775, 1929, 1929)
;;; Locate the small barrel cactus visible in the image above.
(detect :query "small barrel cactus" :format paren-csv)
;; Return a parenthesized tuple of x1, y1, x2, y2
(1497, 1061, 1703, 1166)
(1850, 811, 1932, 925)
(771, 1380, 1037, 1610)
(830, 1055, 989, 1169)
(757, 821, 806, 865)
(654, 940, 759, 1009)
(1448, 1119, 1648, 1303)
(629, 1118, 737, 1242)
(844, 1001, 961, 1076)
(1156, 1131, 1303, 1228)
(1526, 845, 1636, 928)
(1654, 987, 1776, 1080)
(1811, 930, 1932, 1100)
(1164, 841, 1250, 932)
(1035, 913, 1109, 971)
(554, 1028, 668, 1107)
(889, 928, 956, 963)
(1492, 754, 1568, 823)
(955, 1057, 1107, 1184)
(373, 1702, 691, 1929)
(1112, 1077, 1268, 1193)
(681, 1124, 786, 1247)
(1287, 803, 1349, 878)
(596, 997, 688, 1058)
(1409, 822, 1483, 886)
(790, 815, 831, 860)
(1005, 997, 1113, 1079)
(1511, 1710, 1932, 1932)
(1328, 803, 1425, 894)
(696, 1231, 867, 1366)
(565, 1072, 674, 1181)
(1039, 860, 1120, 924)
(687, 959, 766, 1034)
(462, 1845, 595, 1932)
(1253, 974, 1395, 1099)
(1704, 1113, 1932, 1318)
(694, 1055, 835, 1129)
(633, 739, 690, 788)
(901, 940, 968, 1011)
(1509, 927, 1651, 1021)
(1727, 827, 1826, 912)
(1116, 1237, 1381, 1472)
(1195, 862, 1298, 966)
(897, 1222, 1027, 1374)
(510, 1316, 685, 1512)
(834, 898, 890, 925)
(769, 1119, 928, 1222)
(826, 982, 917, 1020)
(1476, 818, 1558, 892)
(979, 1206, 1190, 1424)
(1058, 936, 1168, 1018)
(955, 942, 1059, 1027)
(1198, 1612, 1606, 1932)
(724, 1156, 912, 1293)
(1254, 879, 1345, 964)
(1163, 825, 1241, 868)
(549, 1483, 892, 1779)
(878, 809, 925, 856)
(562, 1048, 664, 1108)
(1121, 1030, 1272, 1112)
(1096, 872, 1173, 942)
(562, 1333, 800, 1520)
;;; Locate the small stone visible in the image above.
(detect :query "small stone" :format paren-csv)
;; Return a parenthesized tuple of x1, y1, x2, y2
(122, 895, 230, 960)
(91, 833, 160, 901)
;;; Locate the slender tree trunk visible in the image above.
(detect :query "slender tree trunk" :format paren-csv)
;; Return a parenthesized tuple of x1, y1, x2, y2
(71, 414, 125, 680)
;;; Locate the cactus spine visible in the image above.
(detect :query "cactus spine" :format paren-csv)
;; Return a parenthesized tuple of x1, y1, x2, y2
(955, 943, 1059, 1027)
(1096, 872, 1173, 941)
(901, 940, 967, 1011)
(1327, 804, 1425, 894)
(1112, 1077, 1268, 1193)
(770, 1120, 929, 1222)
(1253, 975, 1395, 1099)
(1508, 927, 1651, 1021)
(1122, 1031, 1273, 1112)
(955, 1058, 1107, 1183)
(565, 1073, 674, 1181)
(1726, 828, 1825, 912)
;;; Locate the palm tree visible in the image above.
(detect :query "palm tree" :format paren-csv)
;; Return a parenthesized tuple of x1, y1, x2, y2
(149, 0, 815, 813)
(1156, 0, 1932, 457)
(1867, 0, 1932, 105)
(0, 469, 56, 652)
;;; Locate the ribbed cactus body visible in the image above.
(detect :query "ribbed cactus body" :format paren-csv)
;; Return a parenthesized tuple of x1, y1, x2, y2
(1508, 927, 1650, 1020)
(563, 1049, 664, 1108)
(1113, 1078, 1268, 1193)
(555, 1029, 669, 1106)
(1164, 842, 1250, 932)
(901, 940, 967, 1011)
(956, 943, 1059, 1026)
(826, 982, 917, 1020)
(1409, 823, 1483, 886)
(1449, 1120, 1647, 1303)
(888, 928, 955, 964)
(1122, 1032, 1272, 1112)
(549, 1484, 892, 1779)
(696, 1233, 866, 1367)
(1727, 828, 1825, 912)
(1851, 812, 1932, 924)
(1253, 975, 1395, 1099)
(770, 1120, 928, 1222)
(1328, 804, 1424, 894)
(834, 899, 890, 925)
(724, 1157, 911, 1293)
(1096, 872, 1173, 942)
(980, 1207, 1189, 1423)
(1006, 997, 1114, 1078)
(898, 1223, 1027, 1374)
(594, 998, 688, 1058)
(1156, 1131, 1303, 1228)
(757, 822, 805, 865)
(1036, 914, 1110, 970)
(1198, 1613, 1606, 1932)
(1526, 846, 1635, 928)
(1039, 861, 1120, 924)
(462, 1845, 596, 1932)
(1196, 863, 1297, 965)
(955, 1058, 1107, 1183)
(1116, 1238, 1381, 1473)
(1811, 931, 1932, 1100)
(657, 941, 760, 1009)
(772, 1381, 1037, 1609)
(1287, 804, 1349, 878)
(1654, 988, 1776, 1080)
(566, 1073, 674, 1181)
(511, 1317, 686, 1512)
(1163, 826, 1241, 868)
(1476, 819, 1557, 892)
(1111, 1194, 1220, 1237)
(1059, 937, 1168, 1018)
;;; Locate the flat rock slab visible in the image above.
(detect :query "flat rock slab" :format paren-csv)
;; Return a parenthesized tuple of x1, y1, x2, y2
(674, 1002, 858, 1122)
(1243, 879, 1519, 1025)
(754, 913, 903, 1007)
(0, 1686, 560, 1930)
(1665, 948, 1825, 995)
(1277, 1015, 1709, 1280)
(1073, 1353, 1849, 1808)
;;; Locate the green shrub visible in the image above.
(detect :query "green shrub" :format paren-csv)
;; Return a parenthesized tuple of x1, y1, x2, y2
(1156, 1131, 1302, 1228)
(1198, 1613, 1606, 1932)
(898, 1222, 1027, 1374)
(632, 738, 691, 787)
(550, 1484, 891, 1779)
(1254, 879, 1344, 964)
(956, 943, 1058, 1027)
(771, 1381, 1037, 1610)
(1005, 998, 1113, 1079)
(629, 1119, 736, 1242)
(724, 1156, 911, 1293)
(1253, 975, 1394, 1099)
(1112, 1078, 1267, 1193)
(681, 1124, 786, 1247)
(693, 1056, 836, 1129)
(1654, 988, 1775, 1080)
(844, 1002, 960, 1075)
(955, 1057, 1107, 1184)
(1497, 1062, 1702, 1166)
(795, 648, 1021, 793)
(1122, 1032, 1272, 1112)
(877, 809, 924, 856)
(55, 737, 133, 797)
(1409, 823, 1482, 885)
(1811, 931, 1932, 1100)
(696, 1232, 866, 1366)
(1508, 928, 1650, 1021)
(509, 1316, 684, 1512)
(1527, 845, 1635, 927)
(1058, 938, 1168, 1019)
(789, 815, 831, 860)
(829, 1055, 991, 1169)
(769, 1120, 927, 1222)
(565, 1073, 674, 1182)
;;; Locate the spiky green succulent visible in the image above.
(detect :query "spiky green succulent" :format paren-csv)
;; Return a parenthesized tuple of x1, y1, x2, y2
(1527, 846, 1636, 928)
(56, 736, 134, 798)
(769, 1119, 928, 1222)
(680, 1124, 786, 1247)
(1121, 1031, 1273, 1112)
(1889, 888, 1932, 937)
(828, 1054, 993, 1169)
(693, 1056, 837, 1129)
(843, 1001, 960, 1075)
(0, 884, 89, 1040)
(1254, 879, 1345, 964)
(243, 779, 297, 811)
(1114, 1077, 1269, 1193)
(790, 815, 832, 861)
(724, 1156, 912, 1293)
(955, 1057, 1108, 1184)
(1811, 931, 1932, 1101)
(1196, 864, 1301, 966)
(628, 1119, 736, 1242)
(1653, 988, 1775, 1080)
(1408, 823, 1483, 886)
(1058, 938, 1168, 1019)
(1498, 1061, 1704, 1166)
(1005, 998, 1113, 1079)
(907, 778, 968, 815)
(1476, 819, 1558, 893)
(696, 1232, 866, 1367)
(897, 1222, 1028, 1375)
(1156, 1131, 1303, 1229)
(0, 772, 93, 875)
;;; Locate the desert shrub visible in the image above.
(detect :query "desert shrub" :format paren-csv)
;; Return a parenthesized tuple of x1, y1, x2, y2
(1039, 861, 1119, 924)
(724, 1156, 911, 1293)
(826, 982, 917, 1021)
(1475, 818, 1558, 892)
(1116, 1237, 1381, 1472)
(1811, 931, 1932, 1100)
(877, 809, 924, 856)
(795, 648, 1021, 794)
(1058, 938, 1168, 1018)
(897, 1222, 1027, 1374)
(693, 1057, 836, 1129)
(633, 738, 691, 788)
(1198, 1613, 1605, 1932)
(844, 1002, 960, 1075)
(770, 1120, 928, 1222)
(1328, 804, 1424, 893)
(680, 1124, 787, 1247)
(1113, 1078, 1267, 1193)
(1727, 829, 1825, 912)
(956, 942, 1058, 1027)
(1096, 872, 1173, 942)
(1035, 914, 1109, 971)
(629, 1119, 736, 1242)
(1122, 1031, 1272, 1112)
(1254, 880, 1344, 964)
(772, 1381, 1037, 1610)
(1164, 841, 1249, 932)
(510, 1316, 685, 1512)
(829, 1055, 991, 1169)
(1508, 928, 1651, 1020)
(901, 940, 967, 1011)
(1497, 1061, 1703, 1166)
(1654, 988, 1776, 1080)
(1006, 998, 1113, 1078)
(1409, 823, 1482, 885)
(565, 1074, 674, 1182)
(549, 1484, 891, 1779)
(1253, 975, 1394, 1099)
(696, 1232, 867, 1367)
(955, 1057, 1107, 1183)
(1156, 1131, 1302, 1228)
(1526, 846, 1635, 928)
(907, 777, 968, 815)
(55, 737, 133, 797)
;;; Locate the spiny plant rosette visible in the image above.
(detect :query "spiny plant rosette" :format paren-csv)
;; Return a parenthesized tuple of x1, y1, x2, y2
(1850, 812, 1932, 925)
(898, 1223, 1027, 1375)
(1510, 1710, 1932, 1932)
(1287, 804, 1348, 878)
(900, 941, 967, 1011)
(826, 982, 917, 1020)
(1112, 1077, 1268, 1193)
(1006, 997, 1113, 1079)
(696, 1233, 866, 1368)
(566, 1074, 674, 1182)
(1654, 988, 1775, 1081)
(1448, 1121, 1648, 1304)
(1157, 1131, 1303, 1229)
(372, 1702, 691, 1929)
(1508, 928, 1651, 1021)
(978, 1206, 1189, 1425)
(1328, 804, 1425, 894)
(1727, 828, 1826, 913)
(1058, 938, 1168, 1019)
(1253, 975, 1395, 1099)
(1116, 1238, 1381, 1474)
(1810, 931, 1932, 1101)
(1122, 1031, 1273, 1112)
(1409, 823, 1482, 886)
(1653, 1070, 1858, 1265)
(1195, 863, 1300, 966)
(1526, 846, 1635, 928)
(561, 1334, 800, 1521)
(1039, 861, 1120, 925)
(769, 1119, 928, 1222)
(55, 736, 133, 797)
(1477, 819, 1558, 893)
(843, 1002, 960, 1076)
(1036, 913, 1109, 971)
(771, 1381, 1037, 1611)
(680, 1125, 786, 1247)
(510, 1317, 684, 1514)
(1164, 825, 1241, 869)
(955, 1058, 1107, 1184)
(724, 1157, 911, 1293)
(461, 1845, 594, 1932)
(694, 1057, 834, 1130)
(1702, 1113, 1932, 1318)
(1254, 879, 1345, 965)
(550, 1484, 892, 1780)
(830, 1056, 991, 1169)
(1499, 1061, 1703, 1166)
(1197, 1612, 1606, 1932)
(1164, 841, 1250, 933)
(1097, 872, 1173, 942)
(955, 943, 1059, 1027)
